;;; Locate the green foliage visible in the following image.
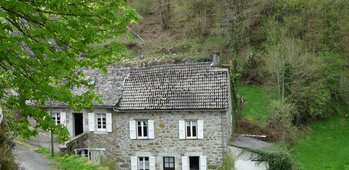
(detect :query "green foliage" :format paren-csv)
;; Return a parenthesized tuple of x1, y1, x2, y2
(291, 115, 349, 170)
(254, 145, 298, 170)
(100, 156, 116, 170)
(263, 36, 331, 123)
(218, 151, 234, 170)
(267, 101, 298, 145)
(0, 1, 140, 142)
(319, 50, 349, 104)
(128, 0, 154, 16)
(224, 0, 349, 125)
(36, 147, 105, 170)
(57, 155, 100, 170)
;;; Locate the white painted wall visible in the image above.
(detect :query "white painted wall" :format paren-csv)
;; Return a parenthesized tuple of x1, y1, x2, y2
(231, 147, 268, 170)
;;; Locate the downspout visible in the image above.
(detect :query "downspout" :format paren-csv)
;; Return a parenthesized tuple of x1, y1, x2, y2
(221, 111, 225, 159)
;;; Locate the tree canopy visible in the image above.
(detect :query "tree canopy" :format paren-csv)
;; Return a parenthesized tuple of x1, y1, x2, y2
(0, 0, 140, 142)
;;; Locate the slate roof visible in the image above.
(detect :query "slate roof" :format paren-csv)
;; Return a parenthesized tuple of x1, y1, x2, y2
(80, 67, 130, 106)
(47, 62, 230, 110)
(117, 62, 229, 110)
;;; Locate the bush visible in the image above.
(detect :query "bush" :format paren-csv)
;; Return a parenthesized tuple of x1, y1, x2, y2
(267, 101, 298, 145)
(253, 145, 298, 170)
(35, 147, 106, 170)
(218, 151, 234, 170)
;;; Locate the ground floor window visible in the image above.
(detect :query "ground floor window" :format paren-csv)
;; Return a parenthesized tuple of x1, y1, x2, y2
(163, 157, 175, 170)
(76, 149, 91, 159)
(75, 148, 105, 164)
(52, 112, 61, 125)
(138, 157, 149, 170)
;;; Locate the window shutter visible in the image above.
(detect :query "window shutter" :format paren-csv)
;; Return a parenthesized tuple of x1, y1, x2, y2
(179, 120, 185, 139)
(200, 156, 207, 170)
(88, 112, 95, 132)
(131, 156, 137, 170)
(181, 156, 189, 170)
(149, 156, 156, 170)
(60, 112, 66, 126)
(198, 120, 204, 139)
(106, 113, 112, 132)
(148, 120, 155, 139)
(129, 120, 136, 139)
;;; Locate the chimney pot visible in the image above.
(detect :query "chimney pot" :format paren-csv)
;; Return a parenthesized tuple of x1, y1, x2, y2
(211, 52, 220, 67)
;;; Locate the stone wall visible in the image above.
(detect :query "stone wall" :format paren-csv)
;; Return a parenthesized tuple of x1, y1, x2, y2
(87, 110, 232, 170)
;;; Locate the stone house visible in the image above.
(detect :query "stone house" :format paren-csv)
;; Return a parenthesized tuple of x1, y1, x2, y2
(48, 57, 233, 170)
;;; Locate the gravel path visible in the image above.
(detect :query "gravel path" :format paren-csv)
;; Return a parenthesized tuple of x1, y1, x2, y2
(13, 145, 57, 170)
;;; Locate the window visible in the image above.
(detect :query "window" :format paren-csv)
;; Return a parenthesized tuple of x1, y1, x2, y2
(163, 157, 175, 170)
(76, 148, 105, 164)
(179, 120, 203, 140)
(137, 120, 148, 138)
(138, 157, 149, 170)
(130, 120, 154, 140)
(52, 113, 61, 125)
(96, 113, 106, 130)
(186, 120, 197, 138)
(77, 149, 91, 159)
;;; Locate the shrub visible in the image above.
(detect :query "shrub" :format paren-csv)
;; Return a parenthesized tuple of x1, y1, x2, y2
(253, 145, 298, 170)
(267, 100, 298, 145)
(218, 151, 234, 170)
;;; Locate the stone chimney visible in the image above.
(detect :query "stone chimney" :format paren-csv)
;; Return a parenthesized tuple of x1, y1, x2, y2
(210, 52, 220, 67)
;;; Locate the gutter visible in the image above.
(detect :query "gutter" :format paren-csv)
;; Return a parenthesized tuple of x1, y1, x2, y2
(221, 111, 225, 160)
(113, 108, 228, 113)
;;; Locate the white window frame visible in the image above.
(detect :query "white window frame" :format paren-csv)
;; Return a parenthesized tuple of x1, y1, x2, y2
(185, 120, 198, 139)
(136, 120, 148, 139)
(138, 156, 149, 170)
(96, 113, 107, 131)
(52, 112, 61, 125)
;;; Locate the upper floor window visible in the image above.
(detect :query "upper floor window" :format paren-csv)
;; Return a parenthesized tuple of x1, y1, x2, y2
(96, 113, 107, 130)
(52, 112, 61, 125)
(137, 120, 148, 138)
(186, 121, 197, 138)
(129, 120, 154, 140)
(179, 120, 204, 139)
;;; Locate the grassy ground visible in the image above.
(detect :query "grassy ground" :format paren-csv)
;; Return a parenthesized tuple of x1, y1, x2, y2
(291, 115, 349, 170)
(36, 147, 107, 170)
(238, 85, 277, 126)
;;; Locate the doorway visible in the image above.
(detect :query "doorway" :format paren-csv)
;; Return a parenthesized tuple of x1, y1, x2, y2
(189, 156, 200, 170)
(74, 113, 83, 136)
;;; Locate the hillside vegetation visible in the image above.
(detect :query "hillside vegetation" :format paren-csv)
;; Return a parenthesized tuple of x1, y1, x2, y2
(126, 0, 348, 132)
(125, 0, 349, 169)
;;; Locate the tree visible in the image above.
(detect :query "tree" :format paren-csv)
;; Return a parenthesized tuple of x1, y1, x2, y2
(264, 34, 331, 124)
(0, 1, 140, 142)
